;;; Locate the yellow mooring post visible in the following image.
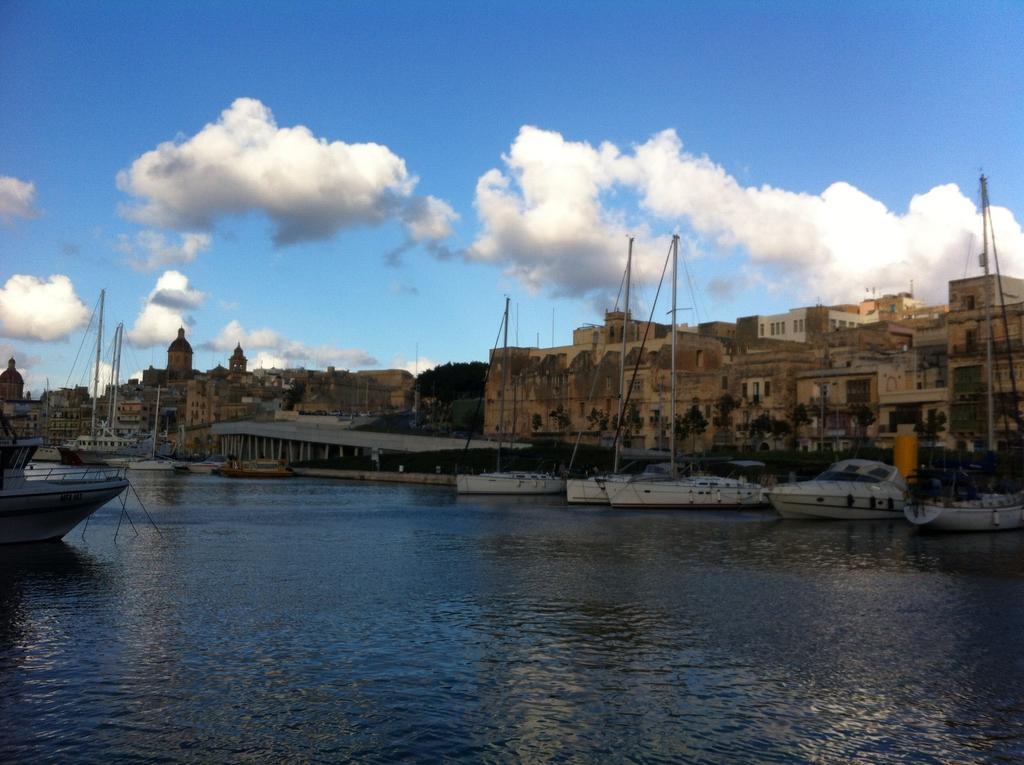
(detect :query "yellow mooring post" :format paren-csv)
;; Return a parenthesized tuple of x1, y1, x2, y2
(893, 424, 919, 484)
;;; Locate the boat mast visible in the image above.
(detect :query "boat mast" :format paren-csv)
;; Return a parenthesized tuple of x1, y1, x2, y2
(107, 322, 123, 432)
(152, 386, 161, 459)
(90, 289, 105, 439)
(670, 234, 679, 478)
(981, 175, 995, 452)
(497, 296, 510, 473)
(614, 237, 634, 474)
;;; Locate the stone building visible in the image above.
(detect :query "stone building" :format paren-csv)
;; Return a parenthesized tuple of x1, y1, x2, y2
(945, 274, 1024, 451)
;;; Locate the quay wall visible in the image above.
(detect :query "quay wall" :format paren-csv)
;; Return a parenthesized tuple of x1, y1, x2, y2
(294, 468, 456, 486)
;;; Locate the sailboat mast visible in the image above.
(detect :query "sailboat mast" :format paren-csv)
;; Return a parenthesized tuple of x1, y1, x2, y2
(107, 323, 123, 431)
(670, 234, 679, 478)
(981, 175, 995, 452)
(614, 237, 634, 473)
(152, 387, 161, 459)
(497, 297, 510, 473)
(90, 289, 105, 438)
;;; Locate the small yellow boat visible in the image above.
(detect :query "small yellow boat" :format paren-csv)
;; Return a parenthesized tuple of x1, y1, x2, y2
(217, 458, 295, 478)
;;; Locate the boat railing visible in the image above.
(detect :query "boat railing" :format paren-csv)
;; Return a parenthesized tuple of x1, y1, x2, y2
(24, 464, 127, 483)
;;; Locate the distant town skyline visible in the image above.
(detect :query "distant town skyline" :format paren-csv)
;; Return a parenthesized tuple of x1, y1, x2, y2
(2, 1, 1023, 395)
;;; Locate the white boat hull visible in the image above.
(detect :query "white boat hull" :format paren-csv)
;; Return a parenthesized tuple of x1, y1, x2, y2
(606, 478, 766, 509)
(566, 477, 610, 504)
(126, 459, 176, 471)
(905, 493, 1024, 532)
(0, 478, 129, 544)
(769, 482, 905, 520)
(457, 473, 566, 495)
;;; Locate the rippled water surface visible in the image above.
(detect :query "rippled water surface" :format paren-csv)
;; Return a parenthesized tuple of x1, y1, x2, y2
(2, 472, 1024, 763)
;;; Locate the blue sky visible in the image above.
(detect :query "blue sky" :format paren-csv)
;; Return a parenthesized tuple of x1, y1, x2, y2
(2, 0, 1023, 395)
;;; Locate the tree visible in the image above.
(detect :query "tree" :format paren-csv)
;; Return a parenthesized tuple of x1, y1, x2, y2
(749, 412, 775, 442)
(915, 409, 947, 466)
(416, 362, 488, 404)
(531, 413, 543, 433)
(675, 404, 708, 452)
(283, 381, 305, 411)
(549, 404, 571, 432)
(789, 403, 812, 448)
(851, 404, 877, 445)
(587, 407, 609, 432)
(713, 393, 739, 427)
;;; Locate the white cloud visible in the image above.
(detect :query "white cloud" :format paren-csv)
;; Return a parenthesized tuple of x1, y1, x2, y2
(119, 230, 212, 271)
(0, 274, 90, 341)
(389, 353, 438, 375)
(205, 319, 377, 370)
(117, 97, 454, 247)
(127, 271, 206, 347)
(470, 127, 1024, 306)
(0, 176, 39, 223)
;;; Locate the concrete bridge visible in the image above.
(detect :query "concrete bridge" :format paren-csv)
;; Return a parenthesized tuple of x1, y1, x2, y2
(211, 419, 520, 462)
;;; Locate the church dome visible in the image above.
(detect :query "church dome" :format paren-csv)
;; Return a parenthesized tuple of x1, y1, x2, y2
(168, 327, 193, 354)
(0, 357, 23, 385)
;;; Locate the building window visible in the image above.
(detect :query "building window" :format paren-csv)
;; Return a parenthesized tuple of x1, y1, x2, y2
(760, 324, 764, 336)
(722, 376, 728, 390)
(965, 295, 975, 310)
(765, 381, 771, 398)
(847, 378, 870, 404)
(696, 350, 704, 368)
(742, 382, 748, 399)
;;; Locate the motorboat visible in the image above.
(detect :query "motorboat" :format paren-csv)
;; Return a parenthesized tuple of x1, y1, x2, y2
(218, 458, 295, 478)
(768, 459, 906, 520)
(1, 431, 129, 544)
(457, 471, 565, 495)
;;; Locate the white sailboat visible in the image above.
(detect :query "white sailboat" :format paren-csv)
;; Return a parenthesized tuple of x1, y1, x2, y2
(567, 237, 635, 505)
(63, 296, 148, 464)
(605, 235, 767, 509)
(456, 298, 565, 496)
(127, 387, 175, 471)
(905, 175, 1024, 532)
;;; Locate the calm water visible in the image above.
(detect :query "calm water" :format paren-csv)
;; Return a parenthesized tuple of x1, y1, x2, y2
(2, 472, 1024, 763)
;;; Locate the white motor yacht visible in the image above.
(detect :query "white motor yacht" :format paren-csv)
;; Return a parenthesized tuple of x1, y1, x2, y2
(1, 433, 129, 544)
(768, 459, 906, 520)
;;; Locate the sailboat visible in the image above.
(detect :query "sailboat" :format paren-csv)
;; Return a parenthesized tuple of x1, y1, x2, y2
(905, 175, 1024, 531)
(456, 298, 566, 495)
(605, 235, 767, 509)
(567, 238, 635, 504)
(127, 387, 175, 471)
(62, 293, 149, 464)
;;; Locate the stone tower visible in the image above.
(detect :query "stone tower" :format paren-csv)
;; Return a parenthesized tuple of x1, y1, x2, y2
(229, 343, 247, 379)
(167, 327, 194, 381)
(0, 357, 24, 400)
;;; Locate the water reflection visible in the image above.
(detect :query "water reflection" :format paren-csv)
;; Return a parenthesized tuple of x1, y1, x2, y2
(1, 477, 1022, 762)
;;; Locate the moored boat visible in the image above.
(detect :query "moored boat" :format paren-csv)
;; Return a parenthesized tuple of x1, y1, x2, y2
(218, 458, 295, 478)
(768, 459, 907, 520)
(2, 428, 129, 544)
(457, 471, 565, 495)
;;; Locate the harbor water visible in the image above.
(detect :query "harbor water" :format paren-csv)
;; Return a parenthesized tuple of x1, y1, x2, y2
(2, 472, 1024, 763)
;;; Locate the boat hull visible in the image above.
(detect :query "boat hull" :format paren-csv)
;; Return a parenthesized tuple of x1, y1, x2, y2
(566, 477, 609, 504)
(606, 478, 766, 509)
(905, 494, 1024, 532)
(769, 481, 905, 520)
(0, 479, 129, 544)
(457, 473, 566, 495)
